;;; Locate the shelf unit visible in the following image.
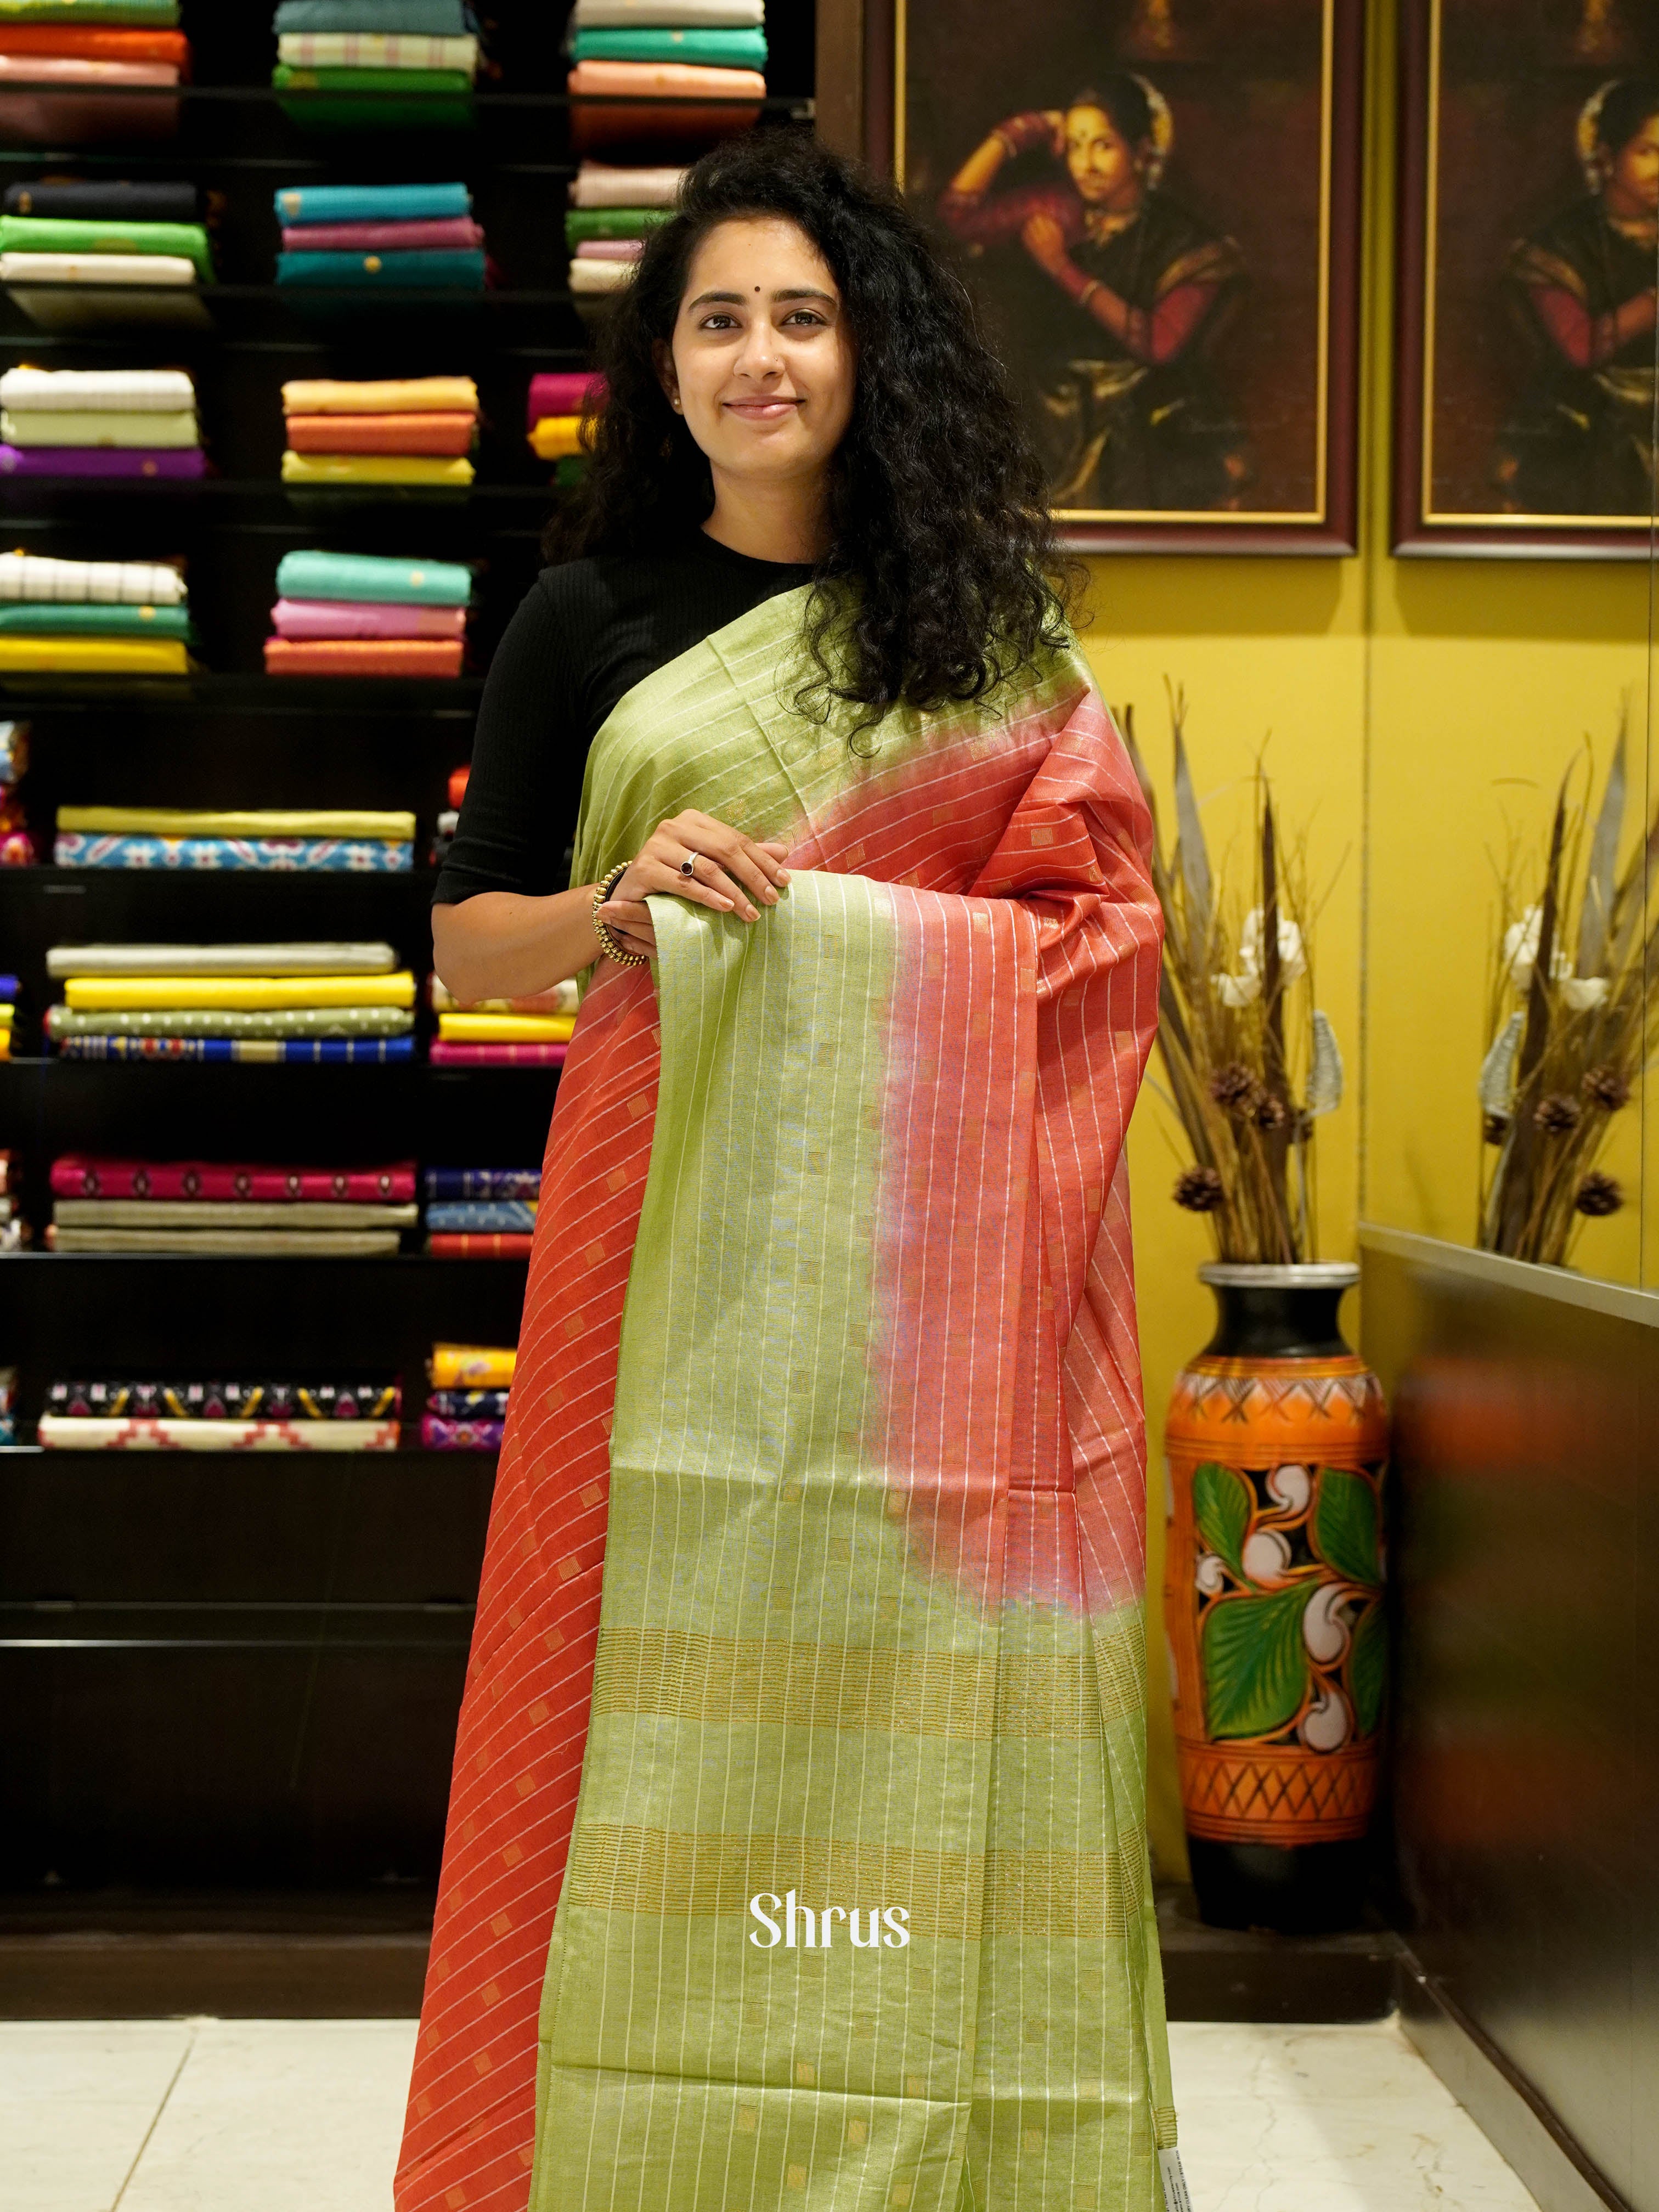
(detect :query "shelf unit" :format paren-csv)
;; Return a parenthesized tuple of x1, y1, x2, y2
(0, 0, 819, 1926)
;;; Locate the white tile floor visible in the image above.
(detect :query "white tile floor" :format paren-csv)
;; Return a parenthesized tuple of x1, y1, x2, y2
(0, 2015, 1543, 2211)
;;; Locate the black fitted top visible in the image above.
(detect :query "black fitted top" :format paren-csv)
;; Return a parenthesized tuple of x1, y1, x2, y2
(433, 524, 815, 905)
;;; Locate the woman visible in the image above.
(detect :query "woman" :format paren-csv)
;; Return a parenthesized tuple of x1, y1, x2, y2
(939, 74, 1246, 511)
(397, 130, 1181, 2212)
(1499, 78, 1659, 515)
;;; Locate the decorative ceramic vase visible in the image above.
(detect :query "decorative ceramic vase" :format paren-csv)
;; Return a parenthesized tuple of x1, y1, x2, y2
(1164, 1262, 1389, 1933)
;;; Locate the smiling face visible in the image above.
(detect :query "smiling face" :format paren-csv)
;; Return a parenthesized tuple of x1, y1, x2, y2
(658, 215, 856, 498)
(1064, 104, 1146, 214)
(1604, 112, 1659, 221)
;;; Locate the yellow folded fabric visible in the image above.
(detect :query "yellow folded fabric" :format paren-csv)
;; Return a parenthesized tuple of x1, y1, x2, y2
(0, 1003, 14, 1023)
(430, 1342, 516, 1389)
(529, 415, 584, 461)
(0, 637, 187, 674)
(57, 806, 416, 840)
(65, 972, 416, 1011)
(281, 376, 479, 416)
(281, 451, 475, 488)
(436, 1011, 577, 1043)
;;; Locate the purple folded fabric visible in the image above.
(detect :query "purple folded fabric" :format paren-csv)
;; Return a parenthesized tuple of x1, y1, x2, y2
(280, 217, 485, 253)
(0, 444, 204, 479)
(271, 597, 469, 641)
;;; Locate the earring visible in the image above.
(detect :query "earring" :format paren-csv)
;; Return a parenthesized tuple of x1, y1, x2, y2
(671, 394, 682, 411)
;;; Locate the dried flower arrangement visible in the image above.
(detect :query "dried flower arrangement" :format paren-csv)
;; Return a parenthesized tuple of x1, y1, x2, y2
(1478, 715, 1656, 1264)
(1122, 687, 1343, 1263)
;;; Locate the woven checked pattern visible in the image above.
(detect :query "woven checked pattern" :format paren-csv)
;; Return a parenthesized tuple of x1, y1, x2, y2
(1179, 1741, 1379, 1843)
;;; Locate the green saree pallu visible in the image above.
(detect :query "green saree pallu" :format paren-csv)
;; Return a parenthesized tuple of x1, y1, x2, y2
(396, 587, 1182, 2212)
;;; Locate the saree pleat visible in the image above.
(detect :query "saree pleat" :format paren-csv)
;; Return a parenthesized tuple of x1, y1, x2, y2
(397, 590, 1175, 2212)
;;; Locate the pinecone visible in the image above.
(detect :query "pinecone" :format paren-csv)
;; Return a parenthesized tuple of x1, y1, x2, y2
(1575, 1171, 1623, 1217)
(1482, 1112, 1509, 1146)
(1533, 1092, 1581, 1135)
(1173, 1166, 1225, 1213)
(1251, 1091, 1289, 1131)
(1208, 1063, 1257, 1113)
(1582, 1064, 1631, 1112)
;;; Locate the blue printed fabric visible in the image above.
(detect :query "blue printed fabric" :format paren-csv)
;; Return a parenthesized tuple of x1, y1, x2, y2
(54, 834, 414, 872)
(426, 1200, 537, 1232)
(55, 1035, 416, 1063)
(273, 181, 471, 225)
(426, 1388, 511, 1420)
(421, 1167, 540, 1200)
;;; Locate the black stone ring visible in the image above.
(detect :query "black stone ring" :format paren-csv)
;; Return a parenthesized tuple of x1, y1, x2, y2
(680, 852, 698, 877)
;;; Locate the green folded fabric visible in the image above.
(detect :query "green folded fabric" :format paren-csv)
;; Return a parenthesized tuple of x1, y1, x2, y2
(272, 63, 473, 93)
(2, 408, 198, 449)
(0, 218, 212, 284)
(0, 0, 178, 16)
(47, 1005, 414, 1039)
(564, 207, 673, 245)
(0, 603, 191, 638)
(275, 549, 472, 606)
(569, 27, 766, 66)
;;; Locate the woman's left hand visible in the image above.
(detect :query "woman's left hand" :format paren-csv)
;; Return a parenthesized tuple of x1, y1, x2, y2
(1020, 209, 1073, 280)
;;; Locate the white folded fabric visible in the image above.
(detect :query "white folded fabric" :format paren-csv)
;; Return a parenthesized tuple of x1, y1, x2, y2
(47, 941, 399, 978)
(0, 367, 195, 413)
(2, 408, 198, 448)
(569, 160, 687, 208)
(38, 1413, 400, 1448)
(573, 0, 764, 23)
(0, 554, 186, 606)
(0, 57, 180, 88)
(0, 253, 197, 287)
(569, 258, 636, 294)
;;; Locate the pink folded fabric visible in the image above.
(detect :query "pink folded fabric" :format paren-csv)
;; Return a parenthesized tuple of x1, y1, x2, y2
(0, 56, 179, 87)
(527, 371, 605, 427)
(272, 599, 469, 641)
(429, 1041, 567, 1067)
(280, 218, 484, 254)
(575, 238, 643, 261)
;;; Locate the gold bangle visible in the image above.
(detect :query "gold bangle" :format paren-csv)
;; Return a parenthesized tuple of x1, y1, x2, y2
(591, 860, 648, 968)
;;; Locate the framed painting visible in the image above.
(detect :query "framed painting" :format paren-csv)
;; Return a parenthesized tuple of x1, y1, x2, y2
(865, 0, 1363, 555)
(1396, 0, 1658, 557)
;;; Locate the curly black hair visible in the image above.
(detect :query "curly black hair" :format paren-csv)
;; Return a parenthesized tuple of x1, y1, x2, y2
(1594, 78, 1659, 161)
(549, 128, 1078, 738)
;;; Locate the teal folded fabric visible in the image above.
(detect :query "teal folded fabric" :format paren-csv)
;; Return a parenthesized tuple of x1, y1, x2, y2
(275, 0, 465, 27)
(569, 27, 767, 65)
(277, 250, 484, 289)
(272, 182, 470, 227)
(275, 550, 472, 606)
(0, 603, 191, 637)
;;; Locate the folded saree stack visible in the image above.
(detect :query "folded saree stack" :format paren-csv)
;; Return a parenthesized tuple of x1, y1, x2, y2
(0, 1364, 14, 1443)
(265, 549, 471, 677)
(0, 552, 191, 674)
(54, 806, 415, 872)
(424, 1163, 540, 1258)
(0, 366, 202, 481)
(0, 975, 15, 1059)
(0, 173, 212, 330)
(0, 1149, 23, 1248)
(44, 940, 416, 1062)
(41, 1376, 402, 1449)
(46, 1154, 417, 1252)
(565, 155, 681, 310)
(0, 720, 32, 862)
(566, 0, 765, 158)
(0, 0, 189, 146)
(527, 369, 605, 480)
(428, 970, 574, 1066)
(422, 1339, 514, 1449)
(274, 181, 486, 294)
(280, 375, 478, 490)
(272, 0, 478, 133)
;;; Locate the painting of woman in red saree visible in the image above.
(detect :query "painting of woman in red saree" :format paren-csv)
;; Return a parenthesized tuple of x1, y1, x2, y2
(898, 0, 1361, 549)
(1496, 78, 1659, 516)
(939, 75, 1250, 512)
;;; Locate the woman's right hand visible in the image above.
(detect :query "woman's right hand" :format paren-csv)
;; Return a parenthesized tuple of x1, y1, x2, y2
(596, 809, 792, 960)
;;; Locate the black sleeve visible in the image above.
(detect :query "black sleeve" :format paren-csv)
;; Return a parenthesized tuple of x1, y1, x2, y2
(432, 573, 584, 905)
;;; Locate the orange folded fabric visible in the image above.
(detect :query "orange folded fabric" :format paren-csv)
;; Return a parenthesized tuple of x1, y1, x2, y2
(567, 58, 763, 153)
(265, 637, 464, 679)
(0, 28, 191, 68)
(285, 413, 477, 456)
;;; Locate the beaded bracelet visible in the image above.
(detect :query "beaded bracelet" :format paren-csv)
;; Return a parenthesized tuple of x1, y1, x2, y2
(591, 860, 648, 969)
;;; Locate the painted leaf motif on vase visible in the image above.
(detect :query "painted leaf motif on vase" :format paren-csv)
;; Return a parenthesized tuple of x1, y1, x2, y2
(1313, 1465, 1381, 1589)
(1192, 1459, 1251, 1579)
(1200, 1579, 1310, 1740)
